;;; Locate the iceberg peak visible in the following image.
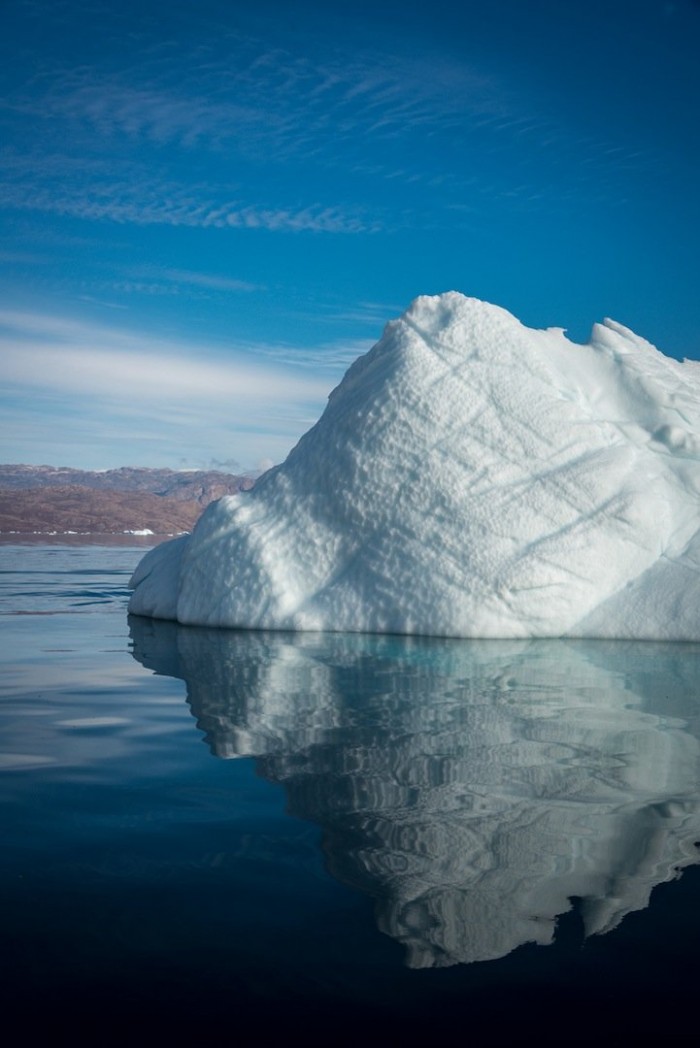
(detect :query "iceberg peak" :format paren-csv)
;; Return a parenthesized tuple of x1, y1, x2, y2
(129, 292, 700, 639)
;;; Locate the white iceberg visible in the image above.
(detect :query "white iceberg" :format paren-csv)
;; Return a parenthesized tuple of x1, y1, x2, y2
(129, 292, 700, 638)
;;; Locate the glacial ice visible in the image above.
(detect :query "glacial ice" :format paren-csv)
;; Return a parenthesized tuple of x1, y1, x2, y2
(129, 292, 700, 638)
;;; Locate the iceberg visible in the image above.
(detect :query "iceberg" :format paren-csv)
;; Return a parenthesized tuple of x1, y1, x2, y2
(129, 292, 700, 638)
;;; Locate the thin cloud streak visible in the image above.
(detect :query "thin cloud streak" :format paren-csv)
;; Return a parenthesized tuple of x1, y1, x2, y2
(92, 267, 265, 298)
(0, 309, 353, 469)
(0, 10, 655, 242)
(2, 342, 331, 403)
(11, 47, 497, 157)
(3, 23, 654, 200)
(154, 268, 262, 293)
(255, 339, 374, 371)
(0, 311, 335, 404)
(0, 180, 374, 233)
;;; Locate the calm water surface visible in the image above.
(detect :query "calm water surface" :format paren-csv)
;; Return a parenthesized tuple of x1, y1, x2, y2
(2, 543, 700, 1044)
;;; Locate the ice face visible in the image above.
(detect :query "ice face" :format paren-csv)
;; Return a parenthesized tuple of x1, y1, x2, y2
(129, 292, 700, 638)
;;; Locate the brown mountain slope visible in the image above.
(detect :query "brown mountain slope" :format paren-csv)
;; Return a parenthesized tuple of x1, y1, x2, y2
(0, 465, 254, 500)
(0, 466, 256, 536)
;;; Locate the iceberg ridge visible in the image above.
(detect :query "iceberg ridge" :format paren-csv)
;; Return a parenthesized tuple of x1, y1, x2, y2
(129, 292, 700, 639)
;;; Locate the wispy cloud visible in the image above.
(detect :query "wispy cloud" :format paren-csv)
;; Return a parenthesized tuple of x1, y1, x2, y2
(151, 268, 261, 293)
(9, 44, 497, 159)
(0, 6, 655, 243)
(92, 267, 265, 298)
(255, 338, 374, 372)
(0, 177, 375, 233)
(0, 310, 334, 402)
(0, 19, 505, 226)
(0, 309, 351, 468)
(316, 301, 405, 328)
(10, 81, 264, 150)
(1, 0, 667, 261)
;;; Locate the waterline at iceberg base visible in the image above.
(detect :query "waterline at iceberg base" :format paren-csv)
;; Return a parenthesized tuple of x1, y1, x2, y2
(129, 293, 700, 638)
(130, 618, 700, 969)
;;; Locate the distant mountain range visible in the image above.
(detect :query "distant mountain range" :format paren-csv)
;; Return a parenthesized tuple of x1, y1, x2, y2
(0, 464, 256, 537)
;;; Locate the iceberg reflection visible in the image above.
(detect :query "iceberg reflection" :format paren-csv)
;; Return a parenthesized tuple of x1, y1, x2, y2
(130, 619, 700, 967)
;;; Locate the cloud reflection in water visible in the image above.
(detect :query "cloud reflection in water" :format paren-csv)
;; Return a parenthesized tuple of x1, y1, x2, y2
(130, 619, 700, 968)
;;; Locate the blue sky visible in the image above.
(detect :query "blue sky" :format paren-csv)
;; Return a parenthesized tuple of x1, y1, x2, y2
(1, 0, 699, 471)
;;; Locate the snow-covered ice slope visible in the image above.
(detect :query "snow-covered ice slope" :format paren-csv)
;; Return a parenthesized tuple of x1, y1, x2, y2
(129, 293, 700, 638)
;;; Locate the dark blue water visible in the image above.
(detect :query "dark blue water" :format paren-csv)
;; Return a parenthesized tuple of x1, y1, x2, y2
(2, 543, 700, 1045)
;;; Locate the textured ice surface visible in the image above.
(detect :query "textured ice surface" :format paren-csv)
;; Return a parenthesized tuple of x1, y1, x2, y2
(129, 293, 700, 638)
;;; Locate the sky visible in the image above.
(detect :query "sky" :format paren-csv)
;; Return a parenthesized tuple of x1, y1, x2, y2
(1, 0, 699, 472)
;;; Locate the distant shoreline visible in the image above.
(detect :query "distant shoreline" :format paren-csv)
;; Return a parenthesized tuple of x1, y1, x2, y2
(0, 464, 254, 539)
(0, 533, 168, 547)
